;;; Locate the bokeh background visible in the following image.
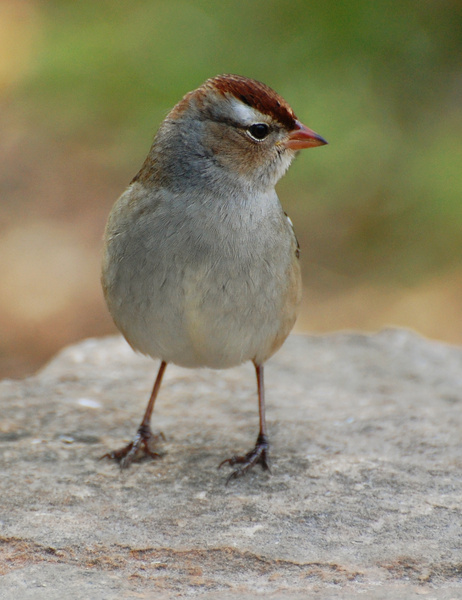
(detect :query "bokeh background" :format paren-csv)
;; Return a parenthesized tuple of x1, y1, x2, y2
(1, 0, 462, 379)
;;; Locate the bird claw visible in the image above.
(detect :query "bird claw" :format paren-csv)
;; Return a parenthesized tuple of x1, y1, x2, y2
(100, 425, 165, 469)
(219, 434, 270, 484)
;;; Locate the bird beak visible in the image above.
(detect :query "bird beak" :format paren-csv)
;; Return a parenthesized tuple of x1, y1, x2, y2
(285, 120, 328, 150)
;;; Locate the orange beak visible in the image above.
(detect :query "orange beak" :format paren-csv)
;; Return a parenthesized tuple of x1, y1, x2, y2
(285, 120, 328, 150)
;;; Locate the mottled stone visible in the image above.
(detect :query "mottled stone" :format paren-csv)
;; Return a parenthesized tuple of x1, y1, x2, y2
(0, 330, 461, 598)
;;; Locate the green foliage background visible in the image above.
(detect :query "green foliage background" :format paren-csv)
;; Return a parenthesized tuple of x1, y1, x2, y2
(17, 0, 462, 287)
(2, 0, 462, 377)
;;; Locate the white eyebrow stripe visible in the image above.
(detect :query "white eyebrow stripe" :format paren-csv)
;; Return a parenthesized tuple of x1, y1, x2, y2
(228, 97, 263, 125)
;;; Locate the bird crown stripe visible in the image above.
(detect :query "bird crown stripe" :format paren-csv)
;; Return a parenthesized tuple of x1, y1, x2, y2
(204, 74, 297, 129)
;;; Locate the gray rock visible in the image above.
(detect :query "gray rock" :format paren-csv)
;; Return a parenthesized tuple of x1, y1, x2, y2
(0, 330, 461, 599)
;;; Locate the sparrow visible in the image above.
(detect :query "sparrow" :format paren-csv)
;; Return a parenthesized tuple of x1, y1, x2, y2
(101, 74, 327, 481)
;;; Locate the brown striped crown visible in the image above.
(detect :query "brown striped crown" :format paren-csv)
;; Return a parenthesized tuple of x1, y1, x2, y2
(202, 74, 297, 130)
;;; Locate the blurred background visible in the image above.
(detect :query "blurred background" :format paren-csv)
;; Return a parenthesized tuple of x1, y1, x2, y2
(1, 0, 462, 379)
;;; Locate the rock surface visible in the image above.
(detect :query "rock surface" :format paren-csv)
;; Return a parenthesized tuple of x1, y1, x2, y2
(0, 330, 461, 599)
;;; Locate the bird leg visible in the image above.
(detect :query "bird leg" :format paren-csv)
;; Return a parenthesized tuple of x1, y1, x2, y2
(101, 361, 167, 469)
(219, 363, 270, 483)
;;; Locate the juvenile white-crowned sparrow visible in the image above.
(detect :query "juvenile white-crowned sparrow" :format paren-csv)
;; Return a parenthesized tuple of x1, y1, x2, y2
(101, 74, 327, 481)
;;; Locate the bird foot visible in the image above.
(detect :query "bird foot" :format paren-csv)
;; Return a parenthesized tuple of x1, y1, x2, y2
(100, 424, 164, 469)
(219, 433, 270, 483)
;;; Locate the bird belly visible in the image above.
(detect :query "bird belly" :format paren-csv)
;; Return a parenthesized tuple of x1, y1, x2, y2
(178, 263, 296, 368)
(102, 189, 302, 369)
(109, 246, 301, 369)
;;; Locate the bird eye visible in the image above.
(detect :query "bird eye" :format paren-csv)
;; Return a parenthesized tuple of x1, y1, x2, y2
(247, 123, 270, 141)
